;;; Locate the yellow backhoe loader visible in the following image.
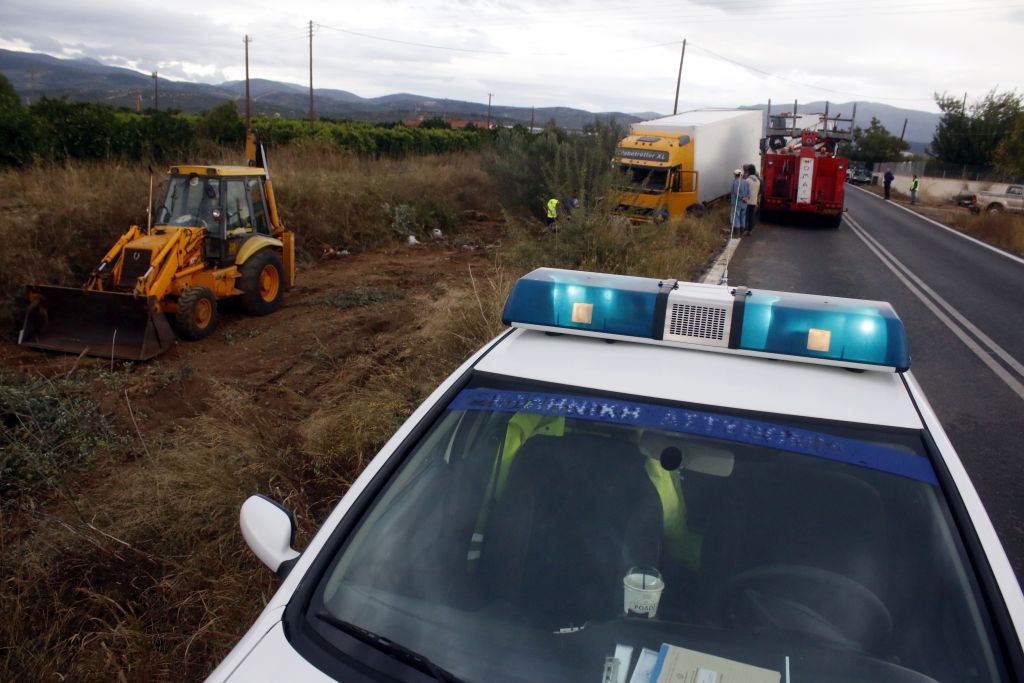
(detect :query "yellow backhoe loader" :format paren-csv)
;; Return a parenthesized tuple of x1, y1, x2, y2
(18, 132, 295, 360)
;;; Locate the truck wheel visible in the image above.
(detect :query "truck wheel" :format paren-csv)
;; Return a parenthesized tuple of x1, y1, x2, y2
(176, 286, 219, 340)
(238, 249, 284, 315)
(986, 204, 1003, 214)
(826, 213, 842, 229)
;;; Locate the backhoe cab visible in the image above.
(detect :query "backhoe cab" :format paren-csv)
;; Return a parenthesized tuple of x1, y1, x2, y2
(19, 132, 295, 360)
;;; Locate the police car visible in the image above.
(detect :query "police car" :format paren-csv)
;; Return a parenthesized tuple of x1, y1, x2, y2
(207, 268, 1024, 683)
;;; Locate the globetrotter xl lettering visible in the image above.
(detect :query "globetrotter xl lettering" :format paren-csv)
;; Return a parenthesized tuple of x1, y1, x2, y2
(616, 147, 670, 163)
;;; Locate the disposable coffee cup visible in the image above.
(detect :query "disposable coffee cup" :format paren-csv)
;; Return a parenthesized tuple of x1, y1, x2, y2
(623, 566, 664, 618)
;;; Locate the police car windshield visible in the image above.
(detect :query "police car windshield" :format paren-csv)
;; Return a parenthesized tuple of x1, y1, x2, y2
(306, 379, 1009, 683)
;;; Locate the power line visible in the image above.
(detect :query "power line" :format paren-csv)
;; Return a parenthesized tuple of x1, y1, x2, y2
(687, 42, 936, 103)
(317, 22, 683, 57)
(317, 23, 508, 54)
(433, 0, 1023, 29)
(315, 21, 939, 104)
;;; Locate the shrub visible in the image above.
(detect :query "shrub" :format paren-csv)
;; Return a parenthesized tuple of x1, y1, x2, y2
(0, 369, 126, 504)
(482, 119, 624, 217)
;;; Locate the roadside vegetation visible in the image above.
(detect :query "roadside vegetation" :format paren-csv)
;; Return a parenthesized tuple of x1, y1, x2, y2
(0, 120, 724, 680)
(937, 209, 1024, 256)
(858, 183, 1024, 256)
(0, 75, 486, 166)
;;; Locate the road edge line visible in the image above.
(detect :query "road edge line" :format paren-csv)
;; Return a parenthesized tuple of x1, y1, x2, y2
(702, 236, 741, 284)
(849, 184, 1024, 267)
(844, 214, 1024, 402)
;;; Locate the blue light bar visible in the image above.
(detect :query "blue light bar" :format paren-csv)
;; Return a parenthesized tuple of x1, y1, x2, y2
(738, 290, 909, 370)
(500, 268, 664, 338)
(502, 268, 911, 371)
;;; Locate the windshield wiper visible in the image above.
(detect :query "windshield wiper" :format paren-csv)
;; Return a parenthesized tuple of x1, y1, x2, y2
(315, 611, 465, 683)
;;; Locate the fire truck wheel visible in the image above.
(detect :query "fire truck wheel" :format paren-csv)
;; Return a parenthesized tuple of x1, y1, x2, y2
(825, 214, 843, 229)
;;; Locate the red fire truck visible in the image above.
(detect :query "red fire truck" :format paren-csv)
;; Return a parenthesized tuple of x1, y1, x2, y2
(759, 106, 855, 229)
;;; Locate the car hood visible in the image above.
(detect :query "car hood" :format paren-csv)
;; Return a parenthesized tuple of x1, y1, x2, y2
(218, 622, 336, 682)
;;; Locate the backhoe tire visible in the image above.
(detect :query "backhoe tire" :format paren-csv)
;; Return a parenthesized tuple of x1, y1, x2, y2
(238, 249, 284, 316)
(176, 286, 219, 340)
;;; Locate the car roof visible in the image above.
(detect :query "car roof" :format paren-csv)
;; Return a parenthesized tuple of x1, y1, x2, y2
(475, 328, 923, 429)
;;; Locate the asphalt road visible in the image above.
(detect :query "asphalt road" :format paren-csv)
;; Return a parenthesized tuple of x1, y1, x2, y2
(727, 186, 1024, 582)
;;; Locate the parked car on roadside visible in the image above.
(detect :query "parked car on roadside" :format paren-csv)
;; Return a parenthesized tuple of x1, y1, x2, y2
(849, 167, 873, 184)
(976, 185, 1024, 214)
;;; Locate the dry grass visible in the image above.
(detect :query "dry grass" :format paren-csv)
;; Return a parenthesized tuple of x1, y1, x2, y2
(271, 144, 497, 256)
(0, 150, 497, 335)
(507, 205, 726, 281)
(941, 211, 1024, 255)
(851, 183, 1024, 255)
(0, 146, 726, 681)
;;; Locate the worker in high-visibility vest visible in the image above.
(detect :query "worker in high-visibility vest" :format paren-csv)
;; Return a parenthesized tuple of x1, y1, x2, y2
(545, 197, 559, 228)
(910, 175, 920, 205)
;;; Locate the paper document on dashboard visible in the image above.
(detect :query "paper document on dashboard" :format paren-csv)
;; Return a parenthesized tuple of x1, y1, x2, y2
(650, 644, 780, 683)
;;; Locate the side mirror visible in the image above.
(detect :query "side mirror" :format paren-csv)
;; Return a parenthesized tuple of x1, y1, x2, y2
(240, 494, 301, 576)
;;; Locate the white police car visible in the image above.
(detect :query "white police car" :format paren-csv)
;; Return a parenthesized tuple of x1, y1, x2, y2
(207, 268, 1024, 683)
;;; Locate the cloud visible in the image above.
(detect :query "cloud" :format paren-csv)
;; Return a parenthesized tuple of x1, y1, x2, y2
(0, 0, 1016, 115)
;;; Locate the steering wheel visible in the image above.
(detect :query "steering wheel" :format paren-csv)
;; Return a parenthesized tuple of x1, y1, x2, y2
(720, 565, 892, 653)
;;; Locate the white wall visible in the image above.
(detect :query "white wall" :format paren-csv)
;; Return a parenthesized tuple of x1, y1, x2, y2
(883, 173, 1012, 200)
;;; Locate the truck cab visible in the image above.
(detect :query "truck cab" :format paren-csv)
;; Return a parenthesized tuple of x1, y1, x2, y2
(613, 134, 696, 221)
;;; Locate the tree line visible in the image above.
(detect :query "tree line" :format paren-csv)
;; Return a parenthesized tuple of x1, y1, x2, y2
(0, 75, 487, 166)
(840, 89, 1023, 178)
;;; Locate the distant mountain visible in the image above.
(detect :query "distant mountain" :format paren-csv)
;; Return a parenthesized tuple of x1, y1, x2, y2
(742, 100, 940, 149)
(0, 49, 944, 144)
(0, 49, 641, 130)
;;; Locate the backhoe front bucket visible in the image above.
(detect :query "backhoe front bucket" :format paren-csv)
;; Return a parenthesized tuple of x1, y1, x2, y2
(19, 286, 176, 361)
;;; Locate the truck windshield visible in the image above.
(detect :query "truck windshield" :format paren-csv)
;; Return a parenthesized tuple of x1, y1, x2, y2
(156, 175, 221, 228)
(301, 379, 1010, 683)
(616, 164, 668, 192)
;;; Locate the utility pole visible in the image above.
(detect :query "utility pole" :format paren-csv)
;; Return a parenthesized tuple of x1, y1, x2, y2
(244, 34, 252, 128)
(897, 117, 908, 155)
(308, 20, 315, 130)
(486, 93, 492, 129)
(962, 92, 968, 116)
(672, 38, 686, 115)
(152, 70, 159, 111)
(530, 106, 535, 131)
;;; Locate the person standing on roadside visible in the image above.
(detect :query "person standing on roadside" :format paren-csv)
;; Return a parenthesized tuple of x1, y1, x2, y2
(883, 168, 895, 200)
(910, 175, 920, 205)
(731, 168, 749, 238)
(545, 197, 559, 229)
(743, 163, 761, 236)
(729, 169, 742, 230)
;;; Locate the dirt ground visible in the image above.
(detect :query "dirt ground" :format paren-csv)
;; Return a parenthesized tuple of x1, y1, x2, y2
(0, 226, 500, 460)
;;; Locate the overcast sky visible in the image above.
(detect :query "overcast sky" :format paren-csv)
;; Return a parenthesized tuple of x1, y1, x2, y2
(1, 0, 1022, 115)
